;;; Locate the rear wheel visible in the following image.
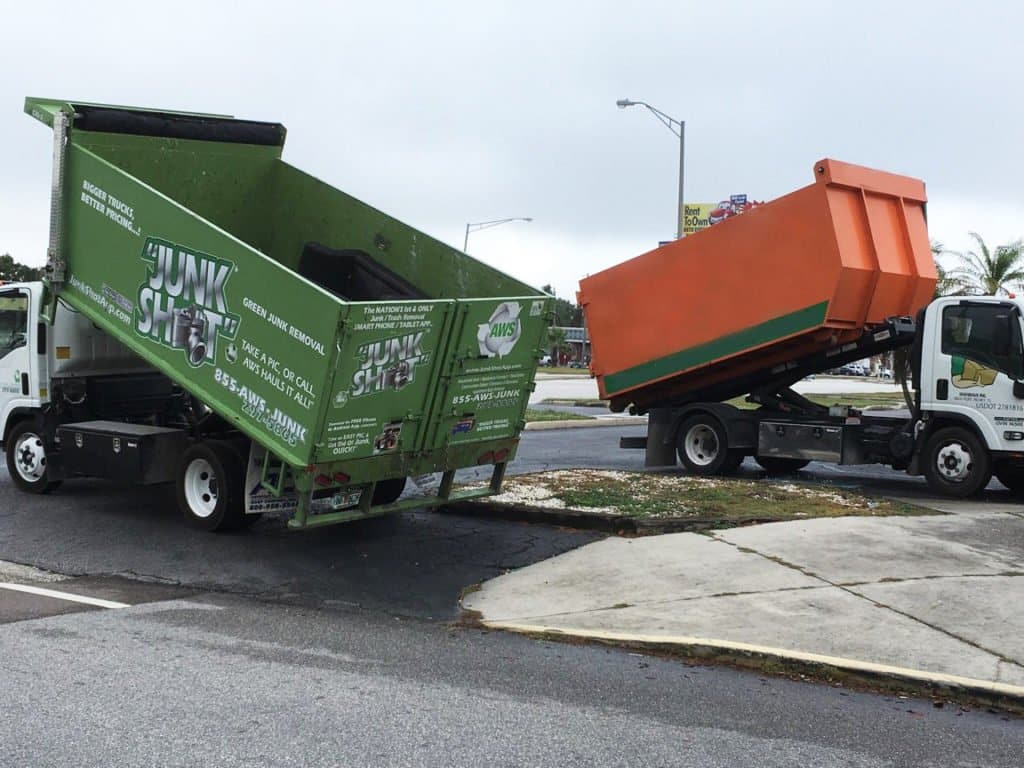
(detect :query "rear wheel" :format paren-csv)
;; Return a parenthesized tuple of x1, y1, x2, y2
(755, 456, 810, 474)
(371, 477, 407, 505)
(5, 419, 61, 494)
(923, 426, 991, 498)
(177, 441, 246, 531)
(994, 464, 1024, 494)
(676, 414, 733, 475)
(721, 451, 746, 473)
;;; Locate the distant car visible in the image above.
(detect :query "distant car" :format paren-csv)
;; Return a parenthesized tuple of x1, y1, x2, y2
(838, 363, 867, 376)
(879, 367, 894, 379)
(539, 355, 552, 366)
(568, 360, 586, 369)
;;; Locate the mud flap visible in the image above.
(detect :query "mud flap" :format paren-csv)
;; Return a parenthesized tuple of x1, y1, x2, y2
(244, 443, 298, 517)
(244, 444, 364, 517)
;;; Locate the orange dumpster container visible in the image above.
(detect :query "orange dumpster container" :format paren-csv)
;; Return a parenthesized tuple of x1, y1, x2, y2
(578, 159, 937, 412)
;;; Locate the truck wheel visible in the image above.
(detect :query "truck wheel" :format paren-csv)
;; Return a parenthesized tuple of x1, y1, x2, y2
(177, 441, 245, 531)
(923, 426, 992, 498)
(5, 420, 61, 494)
(994, 465, 1024, 494)
(371, 477, 407, 505)
(755, 457, 810, 474)
(722, 451, 746, 473)
(676, 414, 733, 475)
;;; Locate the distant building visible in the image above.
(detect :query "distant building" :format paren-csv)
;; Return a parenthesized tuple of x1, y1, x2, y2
(549, 325, 590, 364)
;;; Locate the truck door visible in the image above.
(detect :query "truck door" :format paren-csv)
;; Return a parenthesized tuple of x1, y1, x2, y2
(930, 300, 1024, 449)
(0, 287, 32, 425)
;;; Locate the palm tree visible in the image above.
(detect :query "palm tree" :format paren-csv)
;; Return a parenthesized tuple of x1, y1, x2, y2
(546, 324, 567, 366)
(930, 240, 962, 298)
(951, 232, 1024, 296)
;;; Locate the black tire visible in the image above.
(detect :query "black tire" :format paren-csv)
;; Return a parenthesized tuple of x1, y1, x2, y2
(994, 464, 1024, 494)
(755, 456, 810, 474)
(371, 477, 407, 505)
(177, 441, 246, 531)
(722, 451, 746, 473)
(676, 414, 732, 475)
(5, 419, 61, 494)
(922, 426, 992, 498)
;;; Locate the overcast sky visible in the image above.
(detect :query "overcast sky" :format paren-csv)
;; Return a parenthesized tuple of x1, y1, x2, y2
(1, 0, 1021, 300)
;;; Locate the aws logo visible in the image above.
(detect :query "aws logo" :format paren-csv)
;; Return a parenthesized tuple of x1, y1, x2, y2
(477, 302, 522, 358)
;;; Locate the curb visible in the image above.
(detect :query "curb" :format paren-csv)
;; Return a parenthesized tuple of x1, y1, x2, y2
(480, 621, 1024, 714)
(440, 499, 783, 535)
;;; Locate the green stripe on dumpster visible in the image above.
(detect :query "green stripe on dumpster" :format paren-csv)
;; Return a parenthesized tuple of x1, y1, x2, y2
(603, 300, 830, 396)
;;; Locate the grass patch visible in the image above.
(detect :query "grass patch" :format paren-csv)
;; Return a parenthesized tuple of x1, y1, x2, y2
(487, 469, 925, 522)
(540, 398, 609, 408)
(525, 408, 594, 422)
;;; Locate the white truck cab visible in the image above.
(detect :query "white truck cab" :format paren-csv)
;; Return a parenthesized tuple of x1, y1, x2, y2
(0, 283, 46, 449)
(1, 281, 153, 491)
(915, 295, 1024, 493)
(0, 282, 48, 491)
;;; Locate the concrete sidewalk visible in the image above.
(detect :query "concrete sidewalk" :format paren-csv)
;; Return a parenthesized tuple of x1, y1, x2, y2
(464, 497, 1024, 704)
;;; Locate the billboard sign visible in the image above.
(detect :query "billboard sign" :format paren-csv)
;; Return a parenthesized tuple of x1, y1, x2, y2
(681, 195, 762, 236)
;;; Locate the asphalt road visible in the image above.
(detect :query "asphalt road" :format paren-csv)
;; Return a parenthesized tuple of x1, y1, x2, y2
(5, 591, 1024, 767)
(3, 425, 1024, 765)
(0, 472, 600, 621)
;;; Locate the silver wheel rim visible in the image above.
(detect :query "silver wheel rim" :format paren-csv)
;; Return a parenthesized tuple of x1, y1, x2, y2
(936, 441, 973, 483)
(13, 431, 47, 483)
(684, 424, 720, 467)
(184, 458, 219, 518)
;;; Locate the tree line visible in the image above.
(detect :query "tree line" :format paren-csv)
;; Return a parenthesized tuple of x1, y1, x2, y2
(0, 254, 43, 282)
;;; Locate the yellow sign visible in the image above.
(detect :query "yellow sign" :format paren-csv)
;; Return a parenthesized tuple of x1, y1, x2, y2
(681, 203, 715, 236)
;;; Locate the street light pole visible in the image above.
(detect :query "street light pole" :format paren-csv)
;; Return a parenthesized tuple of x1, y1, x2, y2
(463, 217, 532, 252)
(616, 99, 686, 239)
(677, 120, 685, 240)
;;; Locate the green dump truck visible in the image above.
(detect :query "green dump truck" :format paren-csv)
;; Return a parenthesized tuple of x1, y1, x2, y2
(0, 98, 550, 530)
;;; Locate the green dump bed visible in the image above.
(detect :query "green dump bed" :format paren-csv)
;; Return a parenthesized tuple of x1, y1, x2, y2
(27, 98, 550, 480)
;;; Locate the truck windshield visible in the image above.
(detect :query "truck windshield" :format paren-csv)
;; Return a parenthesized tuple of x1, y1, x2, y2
(0, 292, 28, 361)
(941, 303, 1024, 381)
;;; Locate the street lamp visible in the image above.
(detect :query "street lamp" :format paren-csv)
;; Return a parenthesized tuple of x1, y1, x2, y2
(463, 217, 532, 252)
(616, 98, 686, 239)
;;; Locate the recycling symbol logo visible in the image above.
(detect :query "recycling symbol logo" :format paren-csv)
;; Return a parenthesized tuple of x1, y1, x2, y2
(477, 302, 522, 358)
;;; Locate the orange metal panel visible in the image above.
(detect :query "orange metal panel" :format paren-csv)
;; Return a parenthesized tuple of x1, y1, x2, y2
(579, 158, 937, 406)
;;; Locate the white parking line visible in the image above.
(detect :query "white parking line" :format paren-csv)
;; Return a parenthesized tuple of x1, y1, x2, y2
(0, 582, 130, 609)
